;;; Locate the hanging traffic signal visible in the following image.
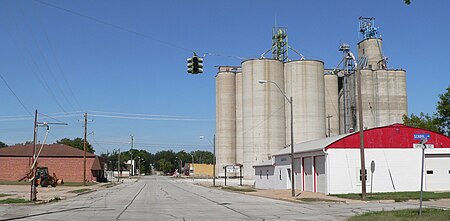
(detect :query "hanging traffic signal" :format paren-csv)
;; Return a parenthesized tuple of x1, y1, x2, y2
(187, 55, 203, 74)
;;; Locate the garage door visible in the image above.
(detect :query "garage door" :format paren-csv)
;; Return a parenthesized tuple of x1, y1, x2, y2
(314, 156, 326, 193)
(425, 155, 450, 191)
(303, 157, 313, 192)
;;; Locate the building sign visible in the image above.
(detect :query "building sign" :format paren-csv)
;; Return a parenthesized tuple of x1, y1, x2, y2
(226, 165, 241, 173)
(414, 134, 430, 140)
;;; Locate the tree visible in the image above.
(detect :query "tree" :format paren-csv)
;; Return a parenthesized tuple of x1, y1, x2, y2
(55, 137, 95, 153)
(403, 113, 441, 133)
(404, 0, 411, 5)
(436, 86, 450, 136)
(403, 86, 450, 135)
(0, 141, 7, 148)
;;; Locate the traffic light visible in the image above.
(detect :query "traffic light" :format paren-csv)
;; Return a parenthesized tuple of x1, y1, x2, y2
(187, 56, 203, 74)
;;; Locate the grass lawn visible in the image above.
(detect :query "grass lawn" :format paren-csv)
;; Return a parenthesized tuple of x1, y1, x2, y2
(333, 192, 450, 202)
(221, 186, 256, 192)
(63, 182, 97, 187)
(67, 188, 92, 194)
(348, 208, 450, 221)
(0, 193, 12, 197)
(0, 198, 31, 204)
(0, 181, 30, 185)
(296, 198, 342, 203)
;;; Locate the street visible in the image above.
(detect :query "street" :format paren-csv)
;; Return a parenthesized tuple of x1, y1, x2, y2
(0, 176, 419, 221)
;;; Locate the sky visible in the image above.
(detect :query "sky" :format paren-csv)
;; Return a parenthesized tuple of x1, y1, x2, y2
(1, 0, 449, 154)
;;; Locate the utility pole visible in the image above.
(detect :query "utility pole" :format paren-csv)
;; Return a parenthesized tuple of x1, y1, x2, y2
(117, 148, 121, 181)
(326, 115, 333, 137)
(356, 69, 367, 200)
(83, 112, 87, 186)
(30, 110, 38, 201)
(130, 135, 134, 176)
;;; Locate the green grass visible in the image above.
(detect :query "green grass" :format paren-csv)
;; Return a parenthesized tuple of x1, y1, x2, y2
(0, 193, 12, 197)
(221, 186, 257, 192)
(68, 188, 92, 194)
(63, 182, 97, 187)
(296, 198, 342, 203)
(333, 191, 450, 202)
(348, 208, 450, 221)
(0, 198, 31, 204)
(0, 181, 30, 185)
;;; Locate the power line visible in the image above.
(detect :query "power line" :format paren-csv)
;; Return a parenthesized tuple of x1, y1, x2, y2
(0, 73, 33, 116)
(33, 0, 194, 53)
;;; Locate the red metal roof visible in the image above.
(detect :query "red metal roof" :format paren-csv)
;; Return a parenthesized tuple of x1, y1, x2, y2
(0, 144, 97, 157)
(326, 124, 450, 149)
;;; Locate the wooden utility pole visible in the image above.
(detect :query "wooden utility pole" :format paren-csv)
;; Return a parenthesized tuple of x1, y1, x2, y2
(30, 110, 38, 201)
(130, 135, 134, 176)
(356, 69, 367, 200)
(326, 115, 333, 137)
(83, 112, 87, 186)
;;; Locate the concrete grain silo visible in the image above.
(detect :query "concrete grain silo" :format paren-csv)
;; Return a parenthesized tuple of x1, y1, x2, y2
(235, 72, 244, 165)
(284, 60, 326, 144)
(242, 59, 285, 179)
(215, 70, 236, 177)
(357, 38, 384, 70)
(324, 73, 340, 137)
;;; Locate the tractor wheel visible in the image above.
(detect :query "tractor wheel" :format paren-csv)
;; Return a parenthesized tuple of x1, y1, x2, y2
(41, 179, 49, 187)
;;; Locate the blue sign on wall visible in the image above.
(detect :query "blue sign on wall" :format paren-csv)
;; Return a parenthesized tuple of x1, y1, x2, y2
(414, 134, 431, 140)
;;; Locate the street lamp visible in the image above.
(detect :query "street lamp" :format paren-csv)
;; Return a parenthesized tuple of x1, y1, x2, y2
(259, 79, 296, 197)
(175, 157, 183, 176)
(200, 135, 215, 186)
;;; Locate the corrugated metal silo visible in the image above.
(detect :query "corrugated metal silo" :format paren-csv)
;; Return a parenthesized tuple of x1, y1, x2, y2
(235, 72, 243, 165)
(242, 59, 285, 179)
(215, 71, 236, 177)
(324, 73, 339, 137)
(284, 60, 326, 143)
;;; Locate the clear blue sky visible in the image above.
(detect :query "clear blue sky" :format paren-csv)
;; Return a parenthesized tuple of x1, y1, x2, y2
(1, 0, 449, 154)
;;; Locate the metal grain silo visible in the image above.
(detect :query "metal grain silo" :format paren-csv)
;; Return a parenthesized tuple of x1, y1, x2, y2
(324, 73, 339, 137)
(215, 71, 236, 177)
(242, 59, 285, 179)
(357, 38, 384, 70)
(235, 72, 243, 165)
(284, 60, 326, 143)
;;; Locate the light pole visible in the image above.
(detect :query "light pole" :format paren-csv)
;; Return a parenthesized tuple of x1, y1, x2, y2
(200, 135, 215, 186)
(259, 79, 295, 197)
(189, 153, 194, 176)
(175, 157, 183, 176)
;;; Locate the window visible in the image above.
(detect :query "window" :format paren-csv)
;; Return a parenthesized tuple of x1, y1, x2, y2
(259, 170, 262, 179)
(427, 170, 433, 175)
(279, 170, 282, 180)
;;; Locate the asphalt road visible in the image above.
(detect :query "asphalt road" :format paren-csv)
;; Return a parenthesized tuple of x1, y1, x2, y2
(0, 176, 419, 221)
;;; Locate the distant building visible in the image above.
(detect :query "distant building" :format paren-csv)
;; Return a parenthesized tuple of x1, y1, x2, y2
(254, 124, 450, 194)
(0, 144, 106, 183)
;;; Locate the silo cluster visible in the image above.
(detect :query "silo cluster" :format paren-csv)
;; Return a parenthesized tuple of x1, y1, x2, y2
(216, 59, 327, 179)
(215, 25, 407, 179)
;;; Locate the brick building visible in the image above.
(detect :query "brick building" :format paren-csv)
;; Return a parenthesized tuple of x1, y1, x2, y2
(0, 144, 106, 183)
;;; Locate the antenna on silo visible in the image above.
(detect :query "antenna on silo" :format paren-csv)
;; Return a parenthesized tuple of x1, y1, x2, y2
(359, 16, 387, 69)
(260, 24, 304, 62)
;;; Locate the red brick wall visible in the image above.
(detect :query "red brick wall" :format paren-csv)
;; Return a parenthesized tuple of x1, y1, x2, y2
(0, 157, 98, 182)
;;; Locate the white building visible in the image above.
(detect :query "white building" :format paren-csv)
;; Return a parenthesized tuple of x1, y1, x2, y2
(254, 124, 450, 194)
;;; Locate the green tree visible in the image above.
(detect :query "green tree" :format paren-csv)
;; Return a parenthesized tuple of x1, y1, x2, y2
(436, 86, 450, 136)
(55, 137, 95, 153)
(157, 159, 173, 174)
(404, 0, 411, 5)
(0, 141, 8, 148)
(403, 113, 441, 133)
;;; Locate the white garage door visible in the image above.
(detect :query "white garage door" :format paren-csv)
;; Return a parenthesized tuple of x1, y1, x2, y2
(303, 157, 313, 192)
(314, 156, 326, 193)
(425, 155, 450, 191)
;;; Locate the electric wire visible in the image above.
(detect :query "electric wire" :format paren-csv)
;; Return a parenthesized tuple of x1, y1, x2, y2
(33, 0, 194, 53)
(0, 73, 33, 116)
